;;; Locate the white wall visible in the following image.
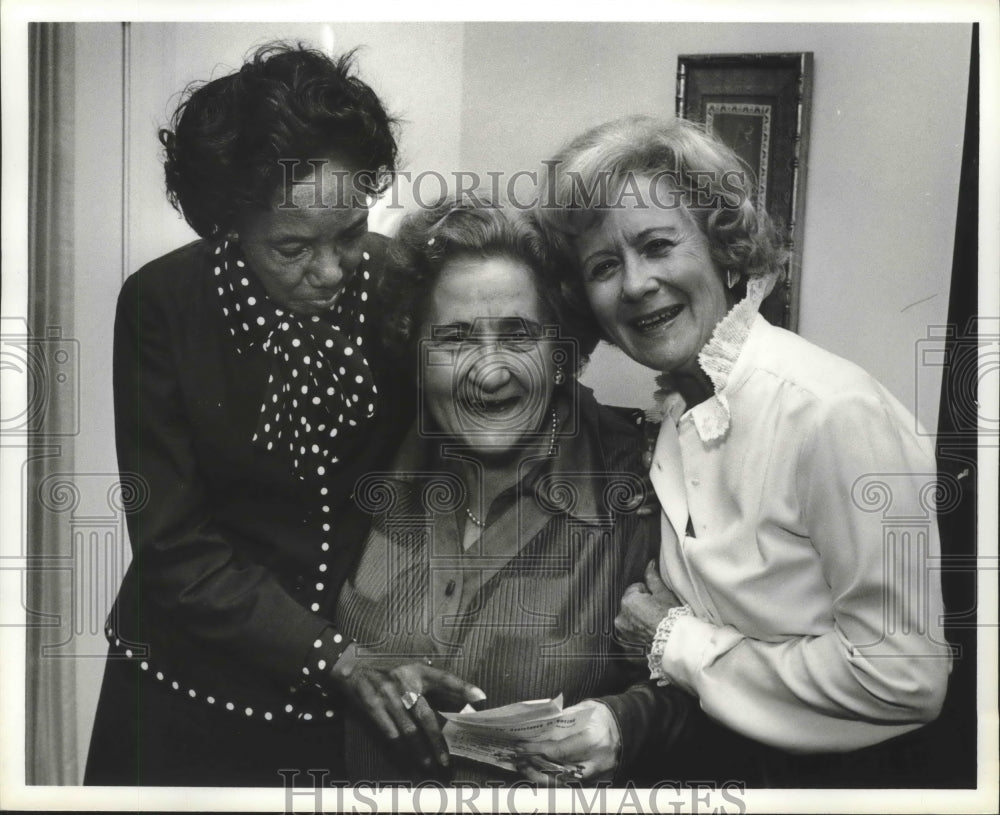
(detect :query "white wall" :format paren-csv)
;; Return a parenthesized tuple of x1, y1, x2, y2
(69, 22, 125, 776)
(459, 22, 971, 432)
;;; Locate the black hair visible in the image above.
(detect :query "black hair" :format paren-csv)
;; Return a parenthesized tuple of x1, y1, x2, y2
(160, 42, 398, 239)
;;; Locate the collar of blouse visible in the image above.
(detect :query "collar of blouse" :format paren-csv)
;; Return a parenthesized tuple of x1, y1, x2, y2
(211, 235, 380, 481)
(655, 273, 775, 443)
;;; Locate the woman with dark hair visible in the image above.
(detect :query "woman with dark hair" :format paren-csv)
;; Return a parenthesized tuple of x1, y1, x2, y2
(84, 43, 480, 787)
(334, 193, 692, 784)
(534, 115, 952, 786)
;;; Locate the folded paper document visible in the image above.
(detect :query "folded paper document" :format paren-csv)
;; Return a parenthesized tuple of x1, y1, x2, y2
(441, 694, 592, 772)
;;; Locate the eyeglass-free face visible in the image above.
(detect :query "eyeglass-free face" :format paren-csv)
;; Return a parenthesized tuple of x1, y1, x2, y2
(236, 158, 369, 316)
(573, 176, 731, 377)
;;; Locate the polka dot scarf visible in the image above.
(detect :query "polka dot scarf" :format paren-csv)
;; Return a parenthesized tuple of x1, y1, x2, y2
(213, 238, 378, 482)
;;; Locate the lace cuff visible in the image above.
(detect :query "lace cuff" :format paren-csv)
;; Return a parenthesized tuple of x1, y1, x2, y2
(648, 606, 693, 687)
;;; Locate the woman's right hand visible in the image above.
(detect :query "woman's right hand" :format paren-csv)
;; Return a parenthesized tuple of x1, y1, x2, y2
(615, 560, 682, 646)
(515, 699, 621, 785)
(330, 648, 487, 770)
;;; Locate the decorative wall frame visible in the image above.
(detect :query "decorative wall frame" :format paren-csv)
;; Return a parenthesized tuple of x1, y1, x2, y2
(677, 52, 813, 331)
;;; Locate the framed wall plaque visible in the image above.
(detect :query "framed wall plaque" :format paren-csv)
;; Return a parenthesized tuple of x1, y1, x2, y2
(677, 52, 813, 331)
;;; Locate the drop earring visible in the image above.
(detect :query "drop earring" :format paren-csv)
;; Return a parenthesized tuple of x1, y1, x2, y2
(726, 269, 741, 290)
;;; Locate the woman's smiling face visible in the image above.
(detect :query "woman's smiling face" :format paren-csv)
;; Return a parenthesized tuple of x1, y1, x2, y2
(419, 255, 556, 458)
(573, 177, 731, 375)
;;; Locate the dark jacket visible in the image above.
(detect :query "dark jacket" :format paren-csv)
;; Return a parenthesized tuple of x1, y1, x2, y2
(105, 234, 413, 719)
(336, 388, 692, 783)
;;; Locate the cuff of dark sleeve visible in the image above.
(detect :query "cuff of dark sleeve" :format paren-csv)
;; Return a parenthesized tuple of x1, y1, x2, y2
(598, 681, 694, 784)
(297, 625, 354, 694)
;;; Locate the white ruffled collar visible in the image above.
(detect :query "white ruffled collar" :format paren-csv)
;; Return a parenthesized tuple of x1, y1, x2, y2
(653, 275, 773, 442)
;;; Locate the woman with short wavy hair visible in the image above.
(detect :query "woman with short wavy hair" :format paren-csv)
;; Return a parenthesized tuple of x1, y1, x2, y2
(532, 115, 951, 786)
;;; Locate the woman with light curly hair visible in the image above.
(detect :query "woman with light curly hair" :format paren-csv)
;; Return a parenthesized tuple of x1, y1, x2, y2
(528, 115, 952, 786)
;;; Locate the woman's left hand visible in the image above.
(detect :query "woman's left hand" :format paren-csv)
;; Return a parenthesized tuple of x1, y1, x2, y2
(513, 700, 620, 785)
(615, 560, 681, 645)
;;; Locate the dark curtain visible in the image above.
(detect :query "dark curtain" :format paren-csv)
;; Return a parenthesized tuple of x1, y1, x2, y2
(923, 22, 979, 789)
(26, 21, 78, 786)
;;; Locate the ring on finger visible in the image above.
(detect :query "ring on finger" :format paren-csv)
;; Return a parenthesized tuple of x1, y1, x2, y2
(401, 690, 421, 710)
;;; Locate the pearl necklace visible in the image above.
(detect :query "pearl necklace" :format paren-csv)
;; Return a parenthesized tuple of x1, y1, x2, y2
(464, 407, 559, 529)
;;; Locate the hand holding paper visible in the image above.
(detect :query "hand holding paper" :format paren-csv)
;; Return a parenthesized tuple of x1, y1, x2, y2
(441, 694, 595, 776)
(514, 700, 622, 784)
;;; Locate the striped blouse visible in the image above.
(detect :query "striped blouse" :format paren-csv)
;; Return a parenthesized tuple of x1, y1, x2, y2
(336, 388, 691, 783)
